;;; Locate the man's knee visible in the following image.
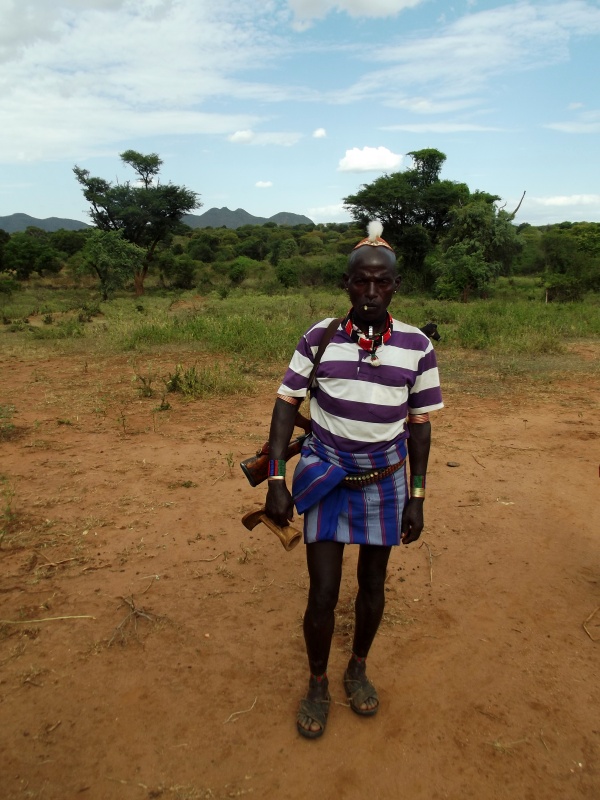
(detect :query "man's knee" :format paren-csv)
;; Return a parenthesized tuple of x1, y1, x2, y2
(307, 583, 340, 616)
(357, 562, 388, 597)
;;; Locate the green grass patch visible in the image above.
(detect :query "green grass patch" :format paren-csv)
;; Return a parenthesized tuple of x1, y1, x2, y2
(165, 361, 251, 398)
(1, 285, 599, 365)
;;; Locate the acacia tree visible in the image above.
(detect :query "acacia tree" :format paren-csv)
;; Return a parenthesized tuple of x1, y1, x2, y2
(73, 150, 200, 295)
(433, 192, 523, 299)
(81, 229, 145, 301)
(343, 149, 470, 290)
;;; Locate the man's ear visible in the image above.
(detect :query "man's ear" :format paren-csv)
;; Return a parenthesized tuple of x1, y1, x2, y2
(342, 272, 349, 288)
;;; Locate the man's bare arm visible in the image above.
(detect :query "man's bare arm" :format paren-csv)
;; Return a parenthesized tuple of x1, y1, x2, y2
(264, 398, 300, 527)
(401, 420, 431, 544)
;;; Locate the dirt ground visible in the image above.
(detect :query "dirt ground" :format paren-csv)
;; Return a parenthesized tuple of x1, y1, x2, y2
(1, 344, 599, 800)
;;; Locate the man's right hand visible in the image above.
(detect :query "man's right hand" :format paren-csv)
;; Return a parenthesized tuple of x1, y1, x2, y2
(265, 481, 295, 528)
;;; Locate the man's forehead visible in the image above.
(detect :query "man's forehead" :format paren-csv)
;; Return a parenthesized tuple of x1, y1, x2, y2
(348, 250, 397, 277)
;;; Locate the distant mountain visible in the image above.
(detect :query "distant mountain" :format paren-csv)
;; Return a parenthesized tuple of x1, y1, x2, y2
(182, 207, 314, 229)
(0, 213, 90, 233)
(0, 207, 314, 234)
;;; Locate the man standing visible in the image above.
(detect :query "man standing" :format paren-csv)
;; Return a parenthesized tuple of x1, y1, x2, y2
(265, 223, 443, 739)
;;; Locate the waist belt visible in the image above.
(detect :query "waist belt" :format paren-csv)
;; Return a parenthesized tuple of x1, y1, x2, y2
(340, 457, 406, 489)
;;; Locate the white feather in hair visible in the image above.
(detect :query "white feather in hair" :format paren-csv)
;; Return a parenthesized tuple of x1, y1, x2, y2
(367, 220, 383, 242)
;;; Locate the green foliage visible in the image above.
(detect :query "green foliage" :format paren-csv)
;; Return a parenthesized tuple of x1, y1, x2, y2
(275, 260, 299, 288)
(157, 252, 198, 290)
(536, 223, 600, 300)
(73, 150, 200, 294)
(344, 149, 471, 289)
(30, 317, 86, 339)
(269, 236, 299, 265)
(3, 229, 64, 279)
(228, 257, 256, 286)
(0, 270, 20, 295)
(81, 229, 145, 300)
(433, 243, 497, 301)
(50, 229, 89, 257)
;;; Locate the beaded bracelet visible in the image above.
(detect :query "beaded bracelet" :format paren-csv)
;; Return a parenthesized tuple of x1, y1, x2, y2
(268, 459, 286, 478)
(410, 474, 426, 499)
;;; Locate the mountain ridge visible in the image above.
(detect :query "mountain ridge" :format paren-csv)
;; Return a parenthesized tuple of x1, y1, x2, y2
(182, 207, 313, 228)
(1, 207, 314, 233)
(0, 213, 91, 233)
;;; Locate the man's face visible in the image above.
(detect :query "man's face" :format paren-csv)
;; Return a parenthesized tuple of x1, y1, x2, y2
(344, 247, 400, 328)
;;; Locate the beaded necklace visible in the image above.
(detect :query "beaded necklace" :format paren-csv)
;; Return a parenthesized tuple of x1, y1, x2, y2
(343, 310, 393, 367)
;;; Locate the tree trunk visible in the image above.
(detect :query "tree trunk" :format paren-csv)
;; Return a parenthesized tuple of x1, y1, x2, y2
(133, 265, 148, 296)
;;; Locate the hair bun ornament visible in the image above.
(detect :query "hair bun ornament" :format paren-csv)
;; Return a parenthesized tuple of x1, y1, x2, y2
(353, 220, 394, 251)
(367, 220, 384, 241)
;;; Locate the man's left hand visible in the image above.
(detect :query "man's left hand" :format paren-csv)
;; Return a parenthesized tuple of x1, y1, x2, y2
(401, 498, 424, 544)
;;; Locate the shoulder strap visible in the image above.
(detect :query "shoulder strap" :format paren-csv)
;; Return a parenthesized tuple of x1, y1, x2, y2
(308, 317, 343, 390)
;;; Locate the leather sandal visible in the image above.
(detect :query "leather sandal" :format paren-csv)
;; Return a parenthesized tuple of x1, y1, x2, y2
(296, 693, 331, 739)
(343, 670, 379, 716)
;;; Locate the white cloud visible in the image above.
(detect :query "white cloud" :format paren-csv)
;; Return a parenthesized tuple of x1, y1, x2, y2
(313, 128, 327, 138)
(229, 130, 255, 143)
(338, 146, 403, 172)
(334, 2, 600, 108)
(0, 0, 299, 163)
(545, 108, 600, 133)
(381, 122, 502, 133)
(531, 194, 600, 207)
(228, 130, 302, 146)
(289, 0, 425, 24)
(545, 121, 600, 133)
(307, 203, 352, 223)
(255, 180, 273, 188)
(385, 96, 479, 114)
(519, 193, 600, 224)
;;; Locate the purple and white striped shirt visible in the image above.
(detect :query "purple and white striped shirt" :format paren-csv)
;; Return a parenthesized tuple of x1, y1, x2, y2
(278, 317, 443, 453)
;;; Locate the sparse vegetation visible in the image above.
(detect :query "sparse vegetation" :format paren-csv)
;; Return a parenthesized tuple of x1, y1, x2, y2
(0, 404, 16, 439)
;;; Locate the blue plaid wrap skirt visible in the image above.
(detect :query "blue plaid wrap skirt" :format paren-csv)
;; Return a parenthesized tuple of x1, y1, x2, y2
(292, 435, 408, 546)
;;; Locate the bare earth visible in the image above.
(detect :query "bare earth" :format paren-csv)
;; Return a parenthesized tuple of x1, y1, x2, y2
(1, 345, 599, 800)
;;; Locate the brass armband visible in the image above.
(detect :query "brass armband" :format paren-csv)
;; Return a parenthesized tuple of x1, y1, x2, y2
(277, 393, 301, 406)
(410, 474, 426, 499)
(408, 413, 430, 424)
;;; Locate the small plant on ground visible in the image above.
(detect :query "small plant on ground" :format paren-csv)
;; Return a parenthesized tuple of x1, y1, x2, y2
(165, 364, 202, 396)
(0, 405, 16, 439)
(0, 474, 16, 547)
(78, 302, 101, 322)
(165, 362, 251, 398)
(153, 394, 171, 412)
(136, 373, 155, 397)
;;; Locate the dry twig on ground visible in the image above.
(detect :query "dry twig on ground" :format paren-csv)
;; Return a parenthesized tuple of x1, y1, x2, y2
(583, 606, 600, 642)
(109, 594, 161, 646)
(224, 696, 257, 724)
(419, 540, 439, 585)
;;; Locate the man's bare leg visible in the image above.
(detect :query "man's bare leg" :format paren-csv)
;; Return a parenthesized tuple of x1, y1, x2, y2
(346, 544, 392, 712)
(299, 541, 344, 734)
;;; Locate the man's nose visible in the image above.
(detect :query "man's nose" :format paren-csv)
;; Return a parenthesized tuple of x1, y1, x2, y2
(365, 281, 378, 298)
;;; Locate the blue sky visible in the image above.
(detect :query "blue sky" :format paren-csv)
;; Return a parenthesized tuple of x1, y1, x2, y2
(1, 0, 599, 227)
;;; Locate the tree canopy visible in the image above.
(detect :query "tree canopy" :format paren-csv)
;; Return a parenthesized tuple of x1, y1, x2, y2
(344, 149, 474, 290)
(73, 150, 200, 294)
(343, 148, 529, 296)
